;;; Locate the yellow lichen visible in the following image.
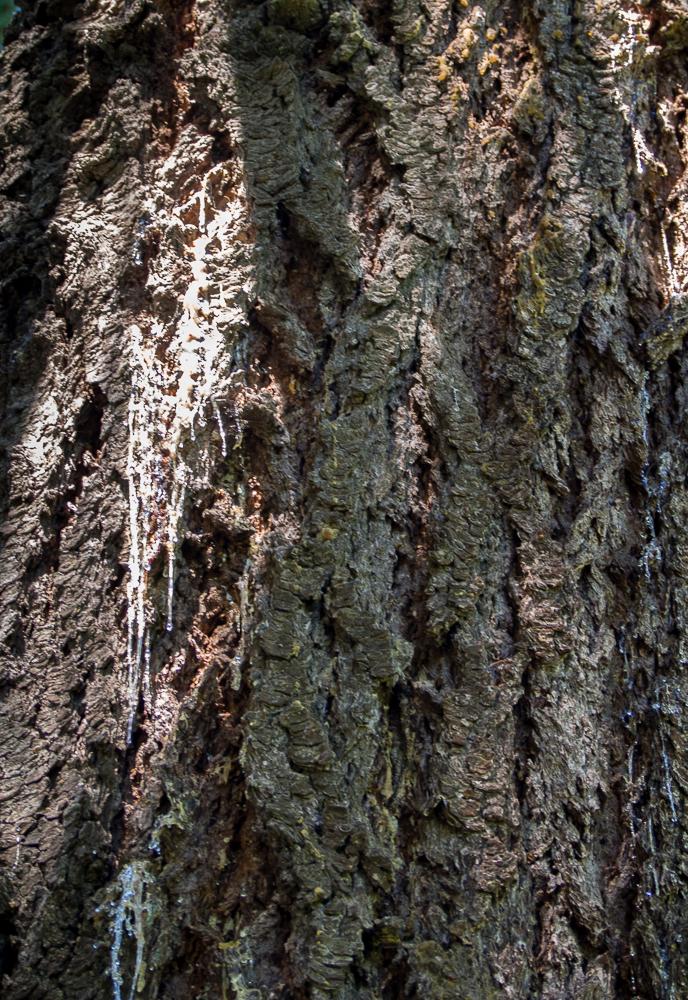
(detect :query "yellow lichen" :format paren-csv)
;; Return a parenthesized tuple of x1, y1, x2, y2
(451, 82, 468, 107)
(524, 251, 547, 318)
(437, 55, 451, 81)
(397, 17, 422, 43)
(512, 77, 547, 136)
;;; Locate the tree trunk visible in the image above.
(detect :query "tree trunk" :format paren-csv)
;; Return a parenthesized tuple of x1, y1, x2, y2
(2, 0, 688, 998)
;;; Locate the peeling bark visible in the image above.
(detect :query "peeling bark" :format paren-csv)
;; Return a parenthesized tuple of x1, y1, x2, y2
(2, 1, 688, 998)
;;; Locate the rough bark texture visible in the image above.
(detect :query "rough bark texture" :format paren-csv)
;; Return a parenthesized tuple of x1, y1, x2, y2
(2, 1, 688, 998)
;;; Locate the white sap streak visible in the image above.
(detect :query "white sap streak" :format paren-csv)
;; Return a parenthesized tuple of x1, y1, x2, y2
(142, 628, 152, 708)
(608, 14, 678, 299)
(109, 860, 161, 1000)
(608, 9, 660, 177)
(166, 478, 186, 632)
(660, 726, 679, 824)
(125, 166, 248, 741)
(627, 743, 636, 830)
(127, 323, 166, 741)
(631, 128, 645, 176)
(231, 557, 252, 691)
(110, 864, 146, 1000)
(661, 223, 679, 298)
(126, 345, 143, 745)
(632, 125, 667, 178)
(212, 397, 228, 457)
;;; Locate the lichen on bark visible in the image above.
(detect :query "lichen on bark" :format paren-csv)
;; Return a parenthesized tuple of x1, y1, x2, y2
(2, 1, 688, 999)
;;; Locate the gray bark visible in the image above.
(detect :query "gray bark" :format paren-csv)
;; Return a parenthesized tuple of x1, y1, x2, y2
(1, 1, 688, 998)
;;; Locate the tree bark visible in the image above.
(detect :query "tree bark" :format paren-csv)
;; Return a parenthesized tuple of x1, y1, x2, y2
(1, 0, 688, 998)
